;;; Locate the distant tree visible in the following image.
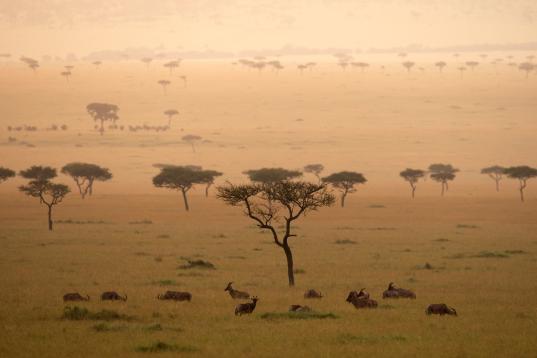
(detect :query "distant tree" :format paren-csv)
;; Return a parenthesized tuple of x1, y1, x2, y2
(92, 61, 102, 69)
(465, 61, 479, 71)
(244, 168, 302, 184)
(481, 165, 506, 192)
(351, 62, 370, 72)
(504, 166, 537, 202)
(428, 164, 459, 196)
(518, 62, 535, 78)
(0, 167, 16, 183)
(457, 66, 467, 78)
(158, 80, 171, 94)
(19, 166, 57, 182)
(86, 103, 119, 135)
(199, 169, 223, 197)
(337, 62, 349, 71)
(217, 181, 335, 286)
(153, 166, 208, 211)
(20, 57, 39, 72)
(60, 71, 71, 82)
(141, 57, 152, 69)
(61, 163, 112, 199)
(399, 168, 426, 198)
(182, 134, 202, 152)
(164, 109, 179, 127)
(164, 60, 180, 75)
(402, 61, 415, 73)
(435, 61, 447, 72)
(297, 64, 308, 74)
(303, 164, 324, 183)
(322, 171, 367, 207)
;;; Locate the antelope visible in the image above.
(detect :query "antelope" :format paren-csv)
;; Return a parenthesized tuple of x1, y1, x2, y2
(157, 291, 192, 302)
(346, 290, 378, 309)
(235, 297, 258, 316)
(101, 291, 127, 301)
(289, 305, 312, 313)
(304, 289, 323, 299)
(225, 282, 250, 299)
(426, 304, 457, 316)
(382, 282, 416, 299)
(63, 293, 90, 302)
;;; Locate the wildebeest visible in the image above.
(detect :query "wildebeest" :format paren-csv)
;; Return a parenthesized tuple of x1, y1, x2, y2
(235, 297, 258, 316)
(304, 289, 323, 299)
(382, 282, 416, 299)
(426, 304, 457, 316)
(101, 291, 127, 301)
(157, 290, 192, 302)
(225, 282, 250, 299)
(289, 305, 312, 312)
(346, 290, 378, 309)
(63, 293, 90, 302)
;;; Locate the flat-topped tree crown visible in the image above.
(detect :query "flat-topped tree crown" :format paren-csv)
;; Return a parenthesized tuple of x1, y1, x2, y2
(428, 163, 459, 196)
(153, 166, 208, 211)
(504, 166, 537, 202)
(182, 135, 202, 152)
(19, 166, 57, 181)
(400, 168, 426, 198)
(164, 109, 179, 127)
(322, 171, 366, 207)
(61, 163, 112, 199)
(303, 164, 324, 183)
(86, 103, 119, 136)
(481, 165, 506, 192)
(0, 167, 16, 183)
(199, 169, 223, 197)
(244, 168, 302, 184)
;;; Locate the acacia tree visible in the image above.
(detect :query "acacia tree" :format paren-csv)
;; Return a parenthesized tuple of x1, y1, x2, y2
(61, 71, 72, 82)
(428, 164, 459, 196)
(141, 57, 152, 69)
(153, 166, 207, 211)
(217, 181, 335, 286)
(322, 171, 367, 207)
(244, 168, 302, 184)
(399, 168, 425, 198)
(92, 60, 102, 69)
(0, 167, 16, 184)
(465, 61, 479, 71)
(199, 169, 223, 197)
(182, 134, 202, 152)
(19, 166, 69, 230)
(504, 166, 537, 202)
(303, 164, 324, 183)
(61, 163, 112, 199)
(435, 61, 447, 72)
(164, 60, 180, 75)
(86, 103, 119, 135)
(164, 109, 179, 127)
(481, 165, 505, 192)
(402, 61, 415, 73)
(158, 80, 171, 94)
(518, 62, 535, 78)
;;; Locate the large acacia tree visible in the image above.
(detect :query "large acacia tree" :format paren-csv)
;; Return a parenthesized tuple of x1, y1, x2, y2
(504, 166, 537, 202)
(153, 166, 208, 211)
(217, 181, 335, 286)
(0, 167, 16, 184)
(481, 165, 505, 192)
(244, 168, 302, 184)
(428, 164, 459, 196)
(199, 170, 223, 197)
(86, 103, 119, 135)
(322, 171, 366, 207)
(61, 163, 112, 199)
(400, 168, 426, 198)
(303, 164, 324, 183)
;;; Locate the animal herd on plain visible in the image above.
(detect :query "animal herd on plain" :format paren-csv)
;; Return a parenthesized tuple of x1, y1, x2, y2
(63, 281, 457, 317)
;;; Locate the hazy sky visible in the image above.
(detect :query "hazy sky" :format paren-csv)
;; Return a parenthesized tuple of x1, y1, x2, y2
(1, 0, 536, 56)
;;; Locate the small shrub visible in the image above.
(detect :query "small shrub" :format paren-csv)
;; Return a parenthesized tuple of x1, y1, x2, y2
(368, 204, 385, 208)
(293, 268, 306, 274)
(129, 219, 153, 225)
(504, 250, 526, 255)
(153, 279, 177, 286)
(143, 324, 163, 332)
(156, 234, 170, 239)
(178, 259, 215, 270)
(472, 251, 509, 258)
(135, 341, 197, 353)
(335, 239, 356, 245)
(456, 224, 479, 229)
(92, 323, 125, 332)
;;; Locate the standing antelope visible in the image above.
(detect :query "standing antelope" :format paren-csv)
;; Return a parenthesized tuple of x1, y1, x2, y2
(225, 282, 250, 299)
(235, 297, 258, 316)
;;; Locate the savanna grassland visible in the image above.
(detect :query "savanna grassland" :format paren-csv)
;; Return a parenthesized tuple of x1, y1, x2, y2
(1, 55, 537, 357)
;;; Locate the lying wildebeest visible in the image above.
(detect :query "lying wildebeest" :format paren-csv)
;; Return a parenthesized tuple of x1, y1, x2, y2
(63, 293, 90, 302)
(289, 305, 312, 313)
(157, 291, 192, 301)
(426, 304, 457, 316)
(101, 291, 127, 301)
(225, 282, 250, 299)
(382, 282, 416, 299)
(235, 297, 258, 316)
(346, 290, 378, 309)
(304, 289, 323, 299)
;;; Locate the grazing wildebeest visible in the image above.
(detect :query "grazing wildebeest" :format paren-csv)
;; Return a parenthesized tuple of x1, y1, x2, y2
(225, 282, 250, 299)
(289, 305, 312, 312)
(63, 293, 90, 302)
(382, 282, 416, 299)
(304, 289, 323, 299)
(157, 291, 192, 301)
(346, 291, 378, 309)
(101, 291, 127, 301)
(235, 297, 258, 316)
(426, 304, 457, 316)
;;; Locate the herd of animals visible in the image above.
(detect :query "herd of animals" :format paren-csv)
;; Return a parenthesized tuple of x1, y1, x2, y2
(62, 281, 457, 317)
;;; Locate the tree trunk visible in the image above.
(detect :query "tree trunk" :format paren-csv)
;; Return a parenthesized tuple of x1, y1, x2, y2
(441, 183, 445, 196)
(341, 192, 346, 207)
(282, 244, 295, 287)
(47, 205, 53, 231)
(519, 180, 526, 202)
(205, 183, 210, 197)
(496, 178, 500, 192)
(100, 120, 104, 136)
(181, 189, 190, 211)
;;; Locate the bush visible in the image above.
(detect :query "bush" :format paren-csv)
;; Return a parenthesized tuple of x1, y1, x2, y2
(178, 259, 216, 270)
(135, 341, 197, 353)
(335, 239, 356, 245)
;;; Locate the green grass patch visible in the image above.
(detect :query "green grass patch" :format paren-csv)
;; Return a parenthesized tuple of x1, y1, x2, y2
(456, 224, 479, 229)
(178, 259, 216, 270)
(135, 341, 197, 353)
(129, 219, 153, 225)
(152, 279, 178, 286)
(504, 250, 526, 255)
(63, 306, 134, 321)
(92, 322, 126, 332)
(293, 268, 306, 274)
(472, 251, 510, 258)
(335, 239, 357, 245)
(260, 311, 338, 320)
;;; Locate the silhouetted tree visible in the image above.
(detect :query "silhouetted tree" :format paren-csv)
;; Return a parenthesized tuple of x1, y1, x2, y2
(153, 166, 208, 211)
(141, 57, 152, 69)
(481, 165, 505, 192)
(61, 163, 112, 199)
(182, 134, 202, 152)
(322, 171, 366, 207)
(435, 61, 447, 72)
(199, 169, 223, 197)
(60, 71, 71, 82)
(19, 166, 57, 182)
(217, 181, 335, 286)
(400, 168, 426, 198)
(303, 164, 324, 183)
(402, 61, 415, 73)
(92, 60, 102, 69)
(86, 103, 119, 135)
(518, 62, 535, 78)
(457, 66, 467, 78)
(0, 167, 16, 183)
(428, 164, 459, 196)
(504, 166, 537, 202)
(244, 168, 302, 184)
(20, 57, 39, 72)
(164, 60, 180, 75)
(164, 109, 179, 127)
(465, 61, 479, 71)
(158, 80, 171, 94)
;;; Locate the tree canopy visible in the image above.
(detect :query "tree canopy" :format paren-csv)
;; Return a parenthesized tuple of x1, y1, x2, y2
(428, 164, 459, 196)
(399, 168, 426, 198)
(322, 171, 366, 207)
(303, 164, 324, 182)
(481, 165, 506, 192)
(0, 167, 16, 183)
(243, 168, 302, 184)
(504, 166, 537, 202)
(153, 166, 209, 211)
(86, 103, 119, 135)
(19, 166, 57, 181)
(61, 163, 112, 198)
